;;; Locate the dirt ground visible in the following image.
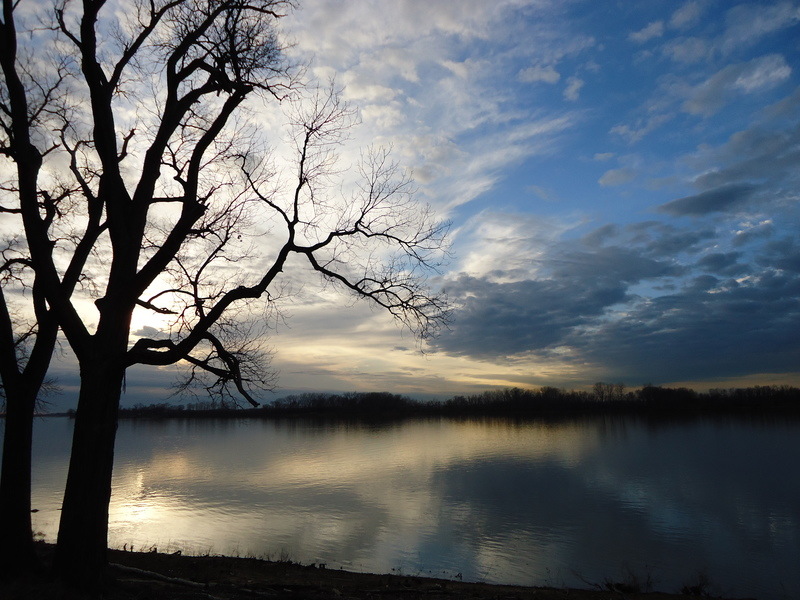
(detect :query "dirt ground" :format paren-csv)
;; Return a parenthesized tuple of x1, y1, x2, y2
(0, 545, 753, 600)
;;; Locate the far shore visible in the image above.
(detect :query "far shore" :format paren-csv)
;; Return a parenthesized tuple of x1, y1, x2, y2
(21, 384, 799, 422)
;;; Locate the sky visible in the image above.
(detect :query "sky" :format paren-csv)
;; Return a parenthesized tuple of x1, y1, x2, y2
(42, 0, 800, 407)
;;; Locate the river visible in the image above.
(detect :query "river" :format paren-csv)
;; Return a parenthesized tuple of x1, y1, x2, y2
(15, 414, 800, 599)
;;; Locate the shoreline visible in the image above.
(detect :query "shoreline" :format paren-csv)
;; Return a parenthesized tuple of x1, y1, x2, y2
(2, 543, 755, 599)
(10, 384, 800, 422)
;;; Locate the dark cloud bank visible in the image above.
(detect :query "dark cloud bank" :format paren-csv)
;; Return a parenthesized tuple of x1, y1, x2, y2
(434, 115, 800, 385)
(435, 225, 800, 384)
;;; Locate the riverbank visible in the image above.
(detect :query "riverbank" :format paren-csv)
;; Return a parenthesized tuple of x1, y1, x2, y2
(1, 543, 754, 599)
(108, 386, 800, 422)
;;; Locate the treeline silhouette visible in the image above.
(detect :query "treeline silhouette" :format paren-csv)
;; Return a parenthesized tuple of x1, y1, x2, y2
(111, 384, 800, 420)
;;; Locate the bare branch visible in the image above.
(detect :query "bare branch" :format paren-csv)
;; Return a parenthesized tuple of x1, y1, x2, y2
(135, 298, 177, 315)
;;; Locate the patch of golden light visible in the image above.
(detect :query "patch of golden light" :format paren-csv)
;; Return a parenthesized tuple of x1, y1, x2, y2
(103, 419, 603, 554)
(129, 303, 174, 339)
(109, 468, 159, 525)
(276, 337, 591, 395)
(248, 419, 597, 491)
(666, 372, 800, 392)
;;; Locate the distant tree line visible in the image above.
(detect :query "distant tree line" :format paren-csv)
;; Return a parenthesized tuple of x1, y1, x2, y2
(441, 383, 800, 415)
(112, 384, 800, 420)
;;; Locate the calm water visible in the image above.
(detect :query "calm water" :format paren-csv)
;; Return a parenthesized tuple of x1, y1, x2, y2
(13, 415, 800, 599)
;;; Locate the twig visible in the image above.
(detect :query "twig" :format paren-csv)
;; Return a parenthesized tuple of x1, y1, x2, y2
(109, 562, 206, 588)
(109, 562, 279, 598)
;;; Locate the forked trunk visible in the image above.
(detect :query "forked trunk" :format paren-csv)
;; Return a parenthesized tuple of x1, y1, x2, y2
(53, 358, 125, 589)
(0, 386, 39, 579)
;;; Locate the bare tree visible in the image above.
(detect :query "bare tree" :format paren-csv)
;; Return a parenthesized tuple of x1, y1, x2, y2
(592, 381, 626, 403)
(0, 10, 78, 577)
(0, 244, 59, 578)
(2, 0, 447, 588)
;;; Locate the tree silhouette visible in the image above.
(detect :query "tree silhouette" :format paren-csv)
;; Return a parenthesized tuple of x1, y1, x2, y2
(0, 248, 58, 578)
(0, 10, 87, 578)
(1, 0, 447, 588)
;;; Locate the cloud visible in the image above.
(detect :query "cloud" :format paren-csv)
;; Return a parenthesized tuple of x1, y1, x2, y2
(434, 273, 629, 358)
(441, 59, 469, 79)
(669, 1, 705, 29)
(424, 113, 574, 214)
(721, 2, 800, 54)
(563, 76, 584, 101)
(658, 183, 758, 216)
(288, 0, 521, 60)
(657, 3, 799, 65)
(662, 37, 709, 64)
(658, 107, 800, 224)
(617, 37, 796, 145)
(435, 229, 683, 360)
(448, 79, 800, 380)
(433, 210, 800, 384)
(630, 21, 664, 43)
(598, 167, 636, 187)
(549, 244, 683, 281)
(696, 252, 745, 276)
(762, 235, 800, 273)
(682, 55, 792, 116)
(363, 47, 421, 83)
(610, 114, 672, 144)
(429, 66, 799, 380)
(733, 219, 775, 247)
(580, 223, 618, 248)
(274, 1, 800, 390)
(453, 211, 572, 281)
(765, 86, 800, 119)
(519, 64, 560, 84)
(282, 0, 588, 224)
(566, 266, 800, 383)
(340, 73, 398, 102)
(132, 325, 168, 339)
(621, 221, 714, 257)
(697, 124, 800, 186)
(734, 56, 793, 92)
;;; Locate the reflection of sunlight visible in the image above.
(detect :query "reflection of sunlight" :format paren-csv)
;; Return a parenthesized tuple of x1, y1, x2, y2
(29, 417, 800, 600)
(110, 468, 165, 534)
(100, 419, 601, 568)
(259, 420, 597, 491)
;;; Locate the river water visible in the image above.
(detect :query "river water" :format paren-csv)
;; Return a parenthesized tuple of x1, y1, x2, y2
(16, 415, 800, 598)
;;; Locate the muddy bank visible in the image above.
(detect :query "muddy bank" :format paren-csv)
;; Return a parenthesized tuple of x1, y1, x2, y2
(0, 543, 753, 599)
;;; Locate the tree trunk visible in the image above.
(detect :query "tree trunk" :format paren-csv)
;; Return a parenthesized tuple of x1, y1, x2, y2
(0, 385, 39, 580)
(0, 299, 58, 581)
(53, 357, 125, 589)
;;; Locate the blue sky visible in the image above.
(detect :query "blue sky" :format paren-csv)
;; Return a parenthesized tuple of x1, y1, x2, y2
(267, 0, 800, 395)
(39, 0, 800, 407)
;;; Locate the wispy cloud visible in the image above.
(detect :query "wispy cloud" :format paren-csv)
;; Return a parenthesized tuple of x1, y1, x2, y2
(599, 167, 636, 187)
(563, 76, 584, 101)
(430, 68, 800, 386)
(519, 64, 561, 84)
(630, 21, 665, 43)
(669, 1, 706, 30)
(256, 1, 800, 393)
(658, 183, 758, 216)
(682, 54, 792, 116)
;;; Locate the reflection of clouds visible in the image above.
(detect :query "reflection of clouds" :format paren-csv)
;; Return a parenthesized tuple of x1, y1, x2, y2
(101, 419, 602, 564)
(581, 421, 800, 548)
(259, 420, 598, 488)
(27, 417, 800, 599)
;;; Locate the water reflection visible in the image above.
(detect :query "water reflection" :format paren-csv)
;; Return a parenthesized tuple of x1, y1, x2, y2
(17, 416, 800, 599)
